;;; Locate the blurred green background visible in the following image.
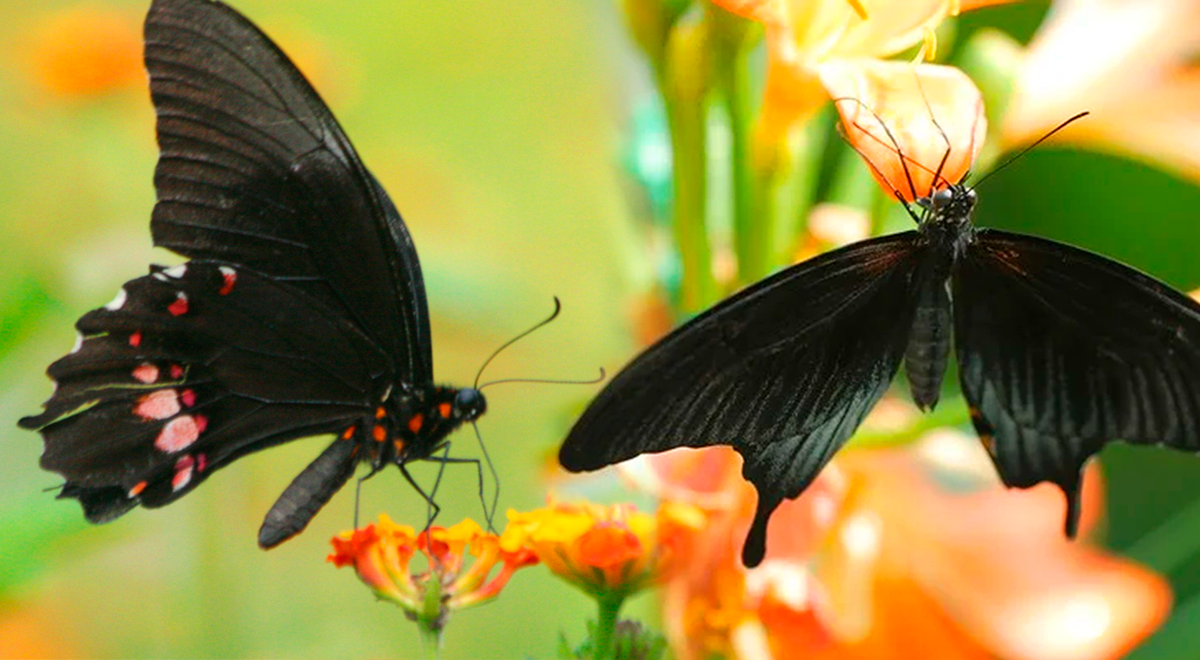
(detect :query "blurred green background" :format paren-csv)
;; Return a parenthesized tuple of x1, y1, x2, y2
(2, 0, 1200, 658)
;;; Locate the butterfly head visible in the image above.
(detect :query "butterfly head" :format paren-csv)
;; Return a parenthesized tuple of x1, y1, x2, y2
(453, 387, 487, 422)
(918, 184, 976, 223)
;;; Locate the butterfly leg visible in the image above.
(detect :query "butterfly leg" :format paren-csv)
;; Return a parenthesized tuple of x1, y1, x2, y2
(353, 463, 385, 530)
(422, 453, 495, 533)
(399, 463, 441, 533)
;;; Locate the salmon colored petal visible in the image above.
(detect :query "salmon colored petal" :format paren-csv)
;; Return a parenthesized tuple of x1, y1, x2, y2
(820, 59, 986, 201)
(1003, 0, 1200, 146)
(1068, 69, 1200, 182)
(577, 523, 643, 568)
(836, 434, 1171, 660)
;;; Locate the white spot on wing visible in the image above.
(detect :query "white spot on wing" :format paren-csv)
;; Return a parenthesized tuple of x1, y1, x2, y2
(163, 264, 187, 279)
(135, 389, 180, 420)
(104, 288, 127, 311)
(154, 414, 206, 453)
(132, 363, 159, 384)
(70, 333, 84, 354)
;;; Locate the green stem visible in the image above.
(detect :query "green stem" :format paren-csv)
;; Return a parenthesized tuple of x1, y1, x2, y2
(664, 90, 715, 312)
(592, 592, 625, 660)
(661, 15, 716, 313)
(714, 35, 761, 285)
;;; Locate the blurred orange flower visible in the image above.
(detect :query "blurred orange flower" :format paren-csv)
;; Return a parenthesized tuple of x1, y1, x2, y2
(27, 4, 142, 98)
(627, 432, 1171, 660)
(328, 516, 536, 638)
(1004, 0, 1200, 181)
(712, 0, 1003, 165)
(506, 499, 705, 602)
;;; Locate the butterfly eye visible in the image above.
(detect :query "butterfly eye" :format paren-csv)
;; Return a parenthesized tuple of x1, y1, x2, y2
(453, 388, 487, 420)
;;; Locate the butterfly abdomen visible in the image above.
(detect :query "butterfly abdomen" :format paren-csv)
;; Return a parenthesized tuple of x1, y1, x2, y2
(905, 257, 953, 411)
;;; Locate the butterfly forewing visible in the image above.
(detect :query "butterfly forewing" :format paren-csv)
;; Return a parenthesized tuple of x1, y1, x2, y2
(955, 228, 1200, 533)
(145, 0, 432, 383)
(560, 233, 925, 566)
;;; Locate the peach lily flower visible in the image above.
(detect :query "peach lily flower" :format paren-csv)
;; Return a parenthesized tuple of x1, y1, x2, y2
(712, 0, 1004, 165)
(327, 516, 536, 640)
(27, 5, 143, 98)
(627, 432, 1171, 660)
(1004, 0, 1200, 181)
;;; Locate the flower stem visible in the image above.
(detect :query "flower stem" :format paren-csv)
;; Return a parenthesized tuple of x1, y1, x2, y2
(662, 15, 716, 313)
(592, 592, 626, 660)
(710, 9, 762, 285)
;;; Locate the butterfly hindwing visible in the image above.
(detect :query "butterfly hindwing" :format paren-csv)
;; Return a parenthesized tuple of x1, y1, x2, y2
(560, 233, 925, 565)
(145, 0, 432, 383)
(20, 261, 375, 518)
(955, 228, 1200, 533)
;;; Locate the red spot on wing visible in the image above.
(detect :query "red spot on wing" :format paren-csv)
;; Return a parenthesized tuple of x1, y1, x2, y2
(129, 330, 142, 347)
(375, 406, 386, 419)
(172, 455, 195, 491)
(372, 425, 386, 442)
(169, 364, 184, 380)
(168, 292, 189, 316)
(196, 453, 208, 472)
(218, 266, 237, 295)
(438, 402, 452, 418)
(180, 389, 196, 407)
(408, 413, 424, 434)
(128, 481, 147, 497)
(342, 426, 356, 440)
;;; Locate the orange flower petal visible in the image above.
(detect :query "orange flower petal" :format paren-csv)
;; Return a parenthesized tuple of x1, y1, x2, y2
(576, 523, 643, 568)
(28, 5, 142, 97)
(821, 59, 986, 201)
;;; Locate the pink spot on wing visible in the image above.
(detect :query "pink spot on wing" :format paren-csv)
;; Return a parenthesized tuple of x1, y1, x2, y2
(180, 389, 197, 407)
(168, 292, 189, 316)
(129, 330, 142, 347)
(172, 454, 195, 491)
(170, 364, 184, 380)
(218, 266, 237, 295)
(154, 415, 203, 453)
(133, 363, 159, 384)
(196, 453, 208, 472)
(134, 389, 180, 420)
(193, 415, 208, 433)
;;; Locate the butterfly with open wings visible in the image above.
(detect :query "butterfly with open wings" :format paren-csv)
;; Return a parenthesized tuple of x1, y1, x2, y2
(560, 101, 1200, 567)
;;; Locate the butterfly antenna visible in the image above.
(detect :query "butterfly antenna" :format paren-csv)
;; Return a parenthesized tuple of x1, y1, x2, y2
(474, 296, 562, 390)
(912, 71, 955, 193)
(831, 96, 924, 202)
(971, 111, 1090, 190)
(478, 367, 605, 391)
(832, 112, 921, 224)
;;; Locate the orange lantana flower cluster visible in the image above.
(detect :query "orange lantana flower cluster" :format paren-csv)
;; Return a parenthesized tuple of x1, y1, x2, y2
(327, 516, 536, 637)
(506, 500, 706, 601)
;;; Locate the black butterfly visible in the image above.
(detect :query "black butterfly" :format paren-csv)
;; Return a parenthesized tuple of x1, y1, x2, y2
(19, 0, 488, 548)
(560, 127, 1200, 568)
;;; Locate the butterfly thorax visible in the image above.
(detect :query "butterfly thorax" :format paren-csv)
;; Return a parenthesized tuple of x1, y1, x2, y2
(359, 386, 487, 468)
(917, 184, 977, 259)
(904, 185, 978, 411)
